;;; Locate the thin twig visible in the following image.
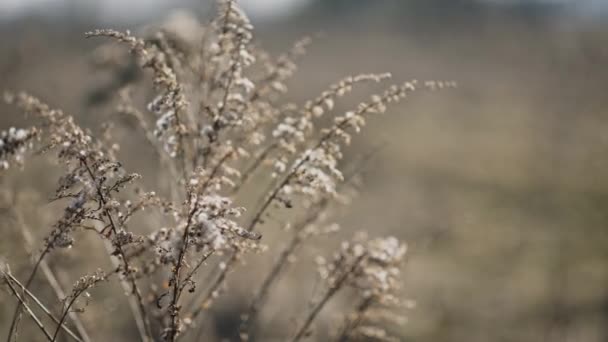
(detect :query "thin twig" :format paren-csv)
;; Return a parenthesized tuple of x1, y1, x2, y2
(335, 296, 374, 342)
(290, 253, 366, 342)
(16, 207, 92, 342)
(240, 202, 327, 337)
(200, 150, 233, 194)
(3, 273, 54, 342)
(188, 252, 238, 321)
(4, 272, 83, 342)
(166, 199, 199, 342)
(51, 294, 81, 342)
(177, 250, 215, 297)
(81, 158, 153, 342)
(6, 245, 51, 342)
(186, 96, 393, 334)
(231, 142, 277, 194)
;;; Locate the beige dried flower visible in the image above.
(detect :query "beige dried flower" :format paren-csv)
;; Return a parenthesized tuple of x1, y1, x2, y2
(1, 1, 454, 341)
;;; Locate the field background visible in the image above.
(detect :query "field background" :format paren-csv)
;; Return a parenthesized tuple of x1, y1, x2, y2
(2, 1, 608, 341)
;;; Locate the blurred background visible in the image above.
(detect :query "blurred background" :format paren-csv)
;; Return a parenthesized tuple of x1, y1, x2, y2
(2, 0, 608, 341)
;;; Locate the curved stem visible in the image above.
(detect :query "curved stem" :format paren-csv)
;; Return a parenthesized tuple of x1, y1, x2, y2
(241, 201, 326, 337)
(51, 295, 80, 342)
(184, 98, 376, 336)
(16, 208, 92, 342)
(177, 250, 215, 296)
(81, 158, 153, 342)
(4, 272, 83, 342)
(290, 253, 366, 342)
(6, 245, 51, 342)
(231, 142, 277, 194)
(335, 297, 374, 342)
(189, 252, 238, 321)
(4, 277, 54, 342)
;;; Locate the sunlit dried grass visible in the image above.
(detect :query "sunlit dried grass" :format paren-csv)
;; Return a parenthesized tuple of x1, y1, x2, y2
(0, 1, 453, 341)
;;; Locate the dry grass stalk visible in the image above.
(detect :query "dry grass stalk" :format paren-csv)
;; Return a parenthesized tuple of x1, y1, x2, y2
(0, 1, 453, 341)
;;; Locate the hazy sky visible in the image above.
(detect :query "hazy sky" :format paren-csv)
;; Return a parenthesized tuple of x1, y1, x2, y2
(0, 0, 606, 20)
(0, 0, 311, 20)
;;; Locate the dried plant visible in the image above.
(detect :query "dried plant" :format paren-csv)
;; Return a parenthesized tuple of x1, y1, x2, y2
(0, 1, 453, 341)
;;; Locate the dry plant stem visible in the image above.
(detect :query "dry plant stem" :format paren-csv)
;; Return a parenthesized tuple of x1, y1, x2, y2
(200, 71, 236, 169)
(220, 0, 234, 37)
(100, 240, 151, 342)
(246, 92, 385, 233)
(0, 3, 431, 339)
(4, 269, 84, 342)
(242, 153, 375, 338)
(4, 276, 54, 342)
(85, 29, 189, 183)
(290, 253, 367, 342)
(200, 64, 237, 169)
(241, 201, 327, 336)
(166, 201, 198, 342)
(188, 91, 398, 329)
(16, 207, 92, 342)
(177, 249, 215, 296)
(121, 104, 181, 201)
(201, 3, 243, 169)
(6, 245, 51, 342)
(336, 296, 374, 342)
(38, 260, 91, 342)
(177, 253, 238, 341)
(232, 142, 278, 194)
(51, 292, 83, 342)
(81, 158, 153, 342)
(188, 252, 238, 322)
(200, 151, 233, 194)
(173, 111, 189, 182)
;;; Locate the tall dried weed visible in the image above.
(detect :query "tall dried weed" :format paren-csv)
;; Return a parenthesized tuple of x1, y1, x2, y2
(0, 1, 453, 341)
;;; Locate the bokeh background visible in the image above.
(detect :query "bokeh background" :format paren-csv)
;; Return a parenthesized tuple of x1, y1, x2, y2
(2, 0, 608, 341)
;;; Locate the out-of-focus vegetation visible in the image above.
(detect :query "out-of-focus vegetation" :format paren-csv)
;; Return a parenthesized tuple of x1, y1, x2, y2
(2, 1, 608, 341)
